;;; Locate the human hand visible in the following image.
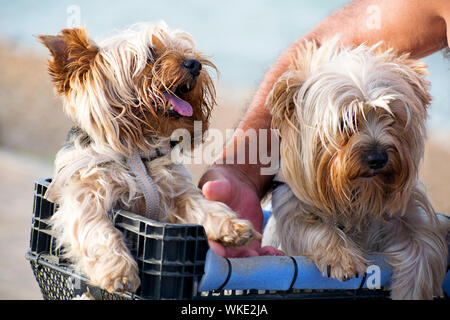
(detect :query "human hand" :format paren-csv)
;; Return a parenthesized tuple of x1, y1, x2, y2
(199, 166, 284, 257)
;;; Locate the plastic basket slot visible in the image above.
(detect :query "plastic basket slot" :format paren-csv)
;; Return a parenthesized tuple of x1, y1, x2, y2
(139, 272, 195, 300)
(30, 229, 52, 254)
(142, 263, 187, 276)
(39, 201, 55, 220)
(141, 270, 197, 280)
(145, 224, 164, 238)
(35, 182, 45, 197)
(164, 235, 203, 241)
(33, 194, 55, 221)
(34, 219, 53, 234)
(31, 226, 53, 237)
(194, 240, 209, 261)
(114, 215, 142, 233)
(120, 228, 139, 258)
(138, 257, 198, 267)
(115, 222, 142, 235)
(164, 226, 188, 237)
(161, 239, 188, 262)
(136, 233, 201, 241)
(143, 237, 163, 261)
(34, 178, 51, 195)
(33, 196, 42, 218)
(163, 226, 207, 241)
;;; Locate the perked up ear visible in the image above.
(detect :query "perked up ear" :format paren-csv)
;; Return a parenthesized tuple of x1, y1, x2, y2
(38, 28, 99, 94)
(151, 34, 166, 57)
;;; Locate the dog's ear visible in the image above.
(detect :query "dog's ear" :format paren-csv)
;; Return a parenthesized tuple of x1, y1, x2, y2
(151, 34, 166, 57)
(266, 71, 304, 132)
(267, 41, 323, 132)
(38, 28, 98, 94)
(378, 51, 432, 110)
(399, 58, 432, 108)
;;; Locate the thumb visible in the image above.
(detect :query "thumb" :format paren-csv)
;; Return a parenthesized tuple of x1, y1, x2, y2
(202, 179, 232, 203)
(199, 167, 234, 203)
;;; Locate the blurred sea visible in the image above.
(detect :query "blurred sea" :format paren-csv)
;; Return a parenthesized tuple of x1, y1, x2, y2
(0, 0, 449, 132)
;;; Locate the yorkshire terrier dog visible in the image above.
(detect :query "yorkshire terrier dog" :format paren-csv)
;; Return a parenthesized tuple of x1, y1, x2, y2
(39, 22, 258, 293)
(263, 39, 449, 299)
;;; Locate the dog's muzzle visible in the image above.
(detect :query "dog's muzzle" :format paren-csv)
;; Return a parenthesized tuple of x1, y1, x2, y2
(363, 148, 388, 171)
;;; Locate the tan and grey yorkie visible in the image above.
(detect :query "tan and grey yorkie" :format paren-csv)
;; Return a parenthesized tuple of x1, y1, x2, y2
(39, 22, 258, 293)
(263, 39, 449, 299)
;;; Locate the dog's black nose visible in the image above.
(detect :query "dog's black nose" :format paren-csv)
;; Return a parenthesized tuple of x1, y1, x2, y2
(364, 149, 388, 170)
(182, 59, 202, 77)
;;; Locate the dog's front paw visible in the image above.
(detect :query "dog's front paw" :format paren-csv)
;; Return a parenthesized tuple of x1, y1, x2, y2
(215, 218, 261, 248)
(102, 270, 140, 294)
(87, 253, 140, 294)
(316, 249, 367, 281)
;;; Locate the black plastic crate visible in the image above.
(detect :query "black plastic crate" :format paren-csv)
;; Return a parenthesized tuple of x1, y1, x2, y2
(34, 179, 447, 300)
(29, 179, 59, 258)
(27, 178, 209, 300)
(114, 210, 209, 299)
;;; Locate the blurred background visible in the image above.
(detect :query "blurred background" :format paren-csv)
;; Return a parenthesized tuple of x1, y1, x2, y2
(0, 0, 448, 299)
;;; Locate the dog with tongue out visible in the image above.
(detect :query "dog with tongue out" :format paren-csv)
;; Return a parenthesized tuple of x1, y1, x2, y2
(164, 92, 194, 116)
(38, 22, 259, 294)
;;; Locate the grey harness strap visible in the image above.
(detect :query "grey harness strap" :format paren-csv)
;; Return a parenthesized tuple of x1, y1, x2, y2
(273, 170, 286, 184)
(127, 153, 160, 221)
(45, 147, 169, 221)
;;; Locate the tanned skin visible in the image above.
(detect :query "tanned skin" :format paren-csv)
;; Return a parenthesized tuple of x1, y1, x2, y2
(199, 0, 450, 257)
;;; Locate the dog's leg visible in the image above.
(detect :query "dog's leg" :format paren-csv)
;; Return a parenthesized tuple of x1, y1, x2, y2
(51, 174, 140, 293)
(377, 199, 448, 299)
(175, 187, 260, 247)
(281, 218, 367, 281)
(272, 184, 367, 280)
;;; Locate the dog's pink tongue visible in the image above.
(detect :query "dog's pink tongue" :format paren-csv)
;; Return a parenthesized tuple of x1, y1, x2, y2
(163, 93, 193, 117)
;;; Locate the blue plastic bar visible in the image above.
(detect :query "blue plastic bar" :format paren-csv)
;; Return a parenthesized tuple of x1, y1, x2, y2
(198, 249, 449, 294)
